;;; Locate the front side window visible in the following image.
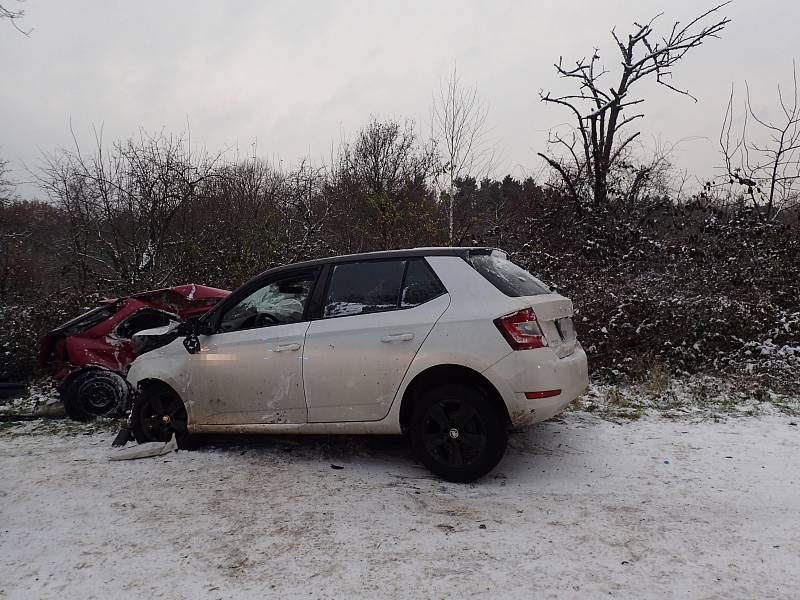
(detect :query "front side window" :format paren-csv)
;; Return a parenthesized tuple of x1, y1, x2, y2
(219, 273, 315, 333)
(324, 260, 405, 318)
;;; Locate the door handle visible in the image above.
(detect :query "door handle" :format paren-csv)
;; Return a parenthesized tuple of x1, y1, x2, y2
(273, 343, 301, 352)
(380, 333, 414, 343)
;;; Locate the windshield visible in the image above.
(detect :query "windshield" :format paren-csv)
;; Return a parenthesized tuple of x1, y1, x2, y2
(469, 251, 551, 297)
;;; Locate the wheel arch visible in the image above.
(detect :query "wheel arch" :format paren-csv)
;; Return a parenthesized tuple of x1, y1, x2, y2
(134, 378, 192, 423)
(398, 364, 510, 432)
(136, 377, 182, 399)
(131, 377, 194, 446)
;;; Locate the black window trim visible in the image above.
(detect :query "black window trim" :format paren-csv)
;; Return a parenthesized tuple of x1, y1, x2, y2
(317, 257, 448, 321)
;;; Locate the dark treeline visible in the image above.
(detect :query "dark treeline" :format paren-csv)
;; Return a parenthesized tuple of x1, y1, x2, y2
(1, 117, 798, 389)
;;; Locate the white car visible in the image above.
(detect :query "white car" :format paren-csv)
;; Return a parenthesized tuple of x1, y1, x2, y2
(127, 248, 588, 481)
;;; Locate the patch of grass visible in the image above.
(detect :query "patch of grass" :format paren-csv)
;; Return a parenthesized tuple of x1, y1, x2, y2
(606, 388, 626, 406)
(646, 358, 671, 395)
(576, 370, 799, 423)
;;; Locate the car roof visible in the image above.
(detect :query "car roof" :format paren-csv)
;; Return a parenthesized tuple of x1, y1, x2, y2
(97, 283, 230, 305)
(128, 284, 230, 302)
(257, 247, 499, 278)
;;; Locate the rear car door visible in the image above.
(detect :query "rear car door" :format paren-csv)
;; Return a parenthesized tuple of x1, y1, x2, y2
(303, 258, 449, 422)
(187, 269, 319, 425)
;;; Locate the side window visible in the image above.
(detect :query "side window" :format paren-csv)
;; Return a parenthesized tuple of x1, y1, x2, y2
(219, 273, 315, 333)
(401, 259, 447, 307)
(324, 260, 405, 318)
(116, 309, 174, 339)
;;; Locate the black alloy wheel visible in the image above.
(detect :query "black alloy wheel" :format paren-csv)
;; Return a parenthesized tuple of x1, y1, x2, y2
(411, 384, 507, 482)
(131, 385, 195, 449)
(422, 398, 488, 468)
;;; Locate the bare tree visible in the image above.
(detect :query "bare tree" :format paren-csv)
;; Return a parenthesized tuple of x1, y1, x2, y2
(719, 63, 800, 219)
(331, 118, 439, 251)
(38, 127, 222, 289)
(539, 4, 730, 208)
(432, 65, 492, 242)
(1, 1, 30, 35)
(0, 156, 13, 208)
(278, 159, 333, 263)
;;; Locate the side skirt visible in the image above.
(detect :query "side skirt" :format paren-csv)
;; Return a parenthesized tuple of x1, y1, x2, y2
(189, 419, 403, 436)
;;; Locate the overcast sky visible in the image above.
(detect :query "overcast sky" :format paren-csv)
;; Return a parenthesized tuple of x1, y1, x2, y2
(1, 0, 797, 199)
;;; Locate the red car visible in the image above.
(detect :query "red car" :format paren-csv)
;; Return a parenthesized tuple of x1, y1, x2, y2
(39, 284, 229, 420)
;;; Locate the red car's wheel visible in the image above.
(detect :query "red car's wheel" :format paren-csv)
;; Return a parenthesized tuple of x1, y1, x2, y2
(62, 370, 129, 421)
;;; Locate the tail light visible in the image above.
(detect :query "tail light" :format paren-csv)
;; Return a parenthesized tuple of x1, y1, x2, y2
(494, 308, 547, 350)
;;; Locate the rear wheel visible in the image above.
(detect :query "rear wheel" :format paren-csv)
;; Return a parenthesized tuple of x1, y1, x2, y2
(131, 385, 196, 449)
(62, 370, 128, 421)
(410, 384, 508, 482)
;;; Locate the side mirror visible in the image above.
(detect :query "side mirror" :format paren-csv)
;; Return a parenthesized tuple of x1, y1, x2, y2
(183, 333, 201, 354)
(177, 318, 210, 354)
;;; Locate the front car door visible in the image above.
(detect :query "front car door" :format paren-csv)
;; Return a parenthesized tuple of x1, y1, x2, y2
(187, 268, 319, 425)
(303, 259, 450, 422)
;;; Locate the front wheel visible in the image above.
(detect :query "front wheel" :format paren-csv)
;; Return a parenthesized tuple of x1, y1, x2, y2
(410, 384, 508, 482)
(131, 385, 197, 449)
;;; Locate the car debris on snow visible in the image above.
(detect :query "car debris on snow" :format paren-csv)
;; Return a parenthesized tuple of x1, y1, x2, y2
(108, 434, 178, 461)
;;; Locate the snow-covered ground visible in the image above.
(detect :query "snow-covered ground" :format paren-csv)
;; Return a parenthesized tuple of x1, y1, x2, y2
(1, 413, 799, 599)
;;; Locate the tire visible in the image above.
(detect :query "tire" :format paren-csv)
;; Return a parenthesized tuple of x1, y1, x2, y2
(62, 370, 129, 421)
(410, 383, 508, 483)
(131, 384, 197, 450)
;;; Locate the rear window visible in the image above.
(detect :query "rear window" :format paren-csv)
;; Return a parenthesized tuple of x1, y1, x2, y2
(57, 304, 120, 337)
(469, 252, 551, 297)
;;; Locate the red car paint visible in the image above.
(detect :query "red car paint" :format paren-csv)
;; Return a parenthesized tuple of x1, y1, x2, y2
(39, 284, 229, 388)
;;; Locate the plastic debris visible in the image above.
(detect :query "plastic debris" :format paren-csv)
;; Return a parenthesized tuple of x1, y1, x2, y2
(109, 434, 177, 461)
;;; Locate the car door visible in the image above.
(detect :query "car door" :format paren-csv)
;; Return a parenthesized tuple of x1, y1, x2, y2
(303, 259, 450, 422)
(187, 269, 319, 425)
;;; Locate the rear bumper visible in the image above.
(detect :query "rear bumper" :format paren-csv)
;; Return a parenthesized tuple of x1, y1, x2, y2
(483, 345, 589, 428)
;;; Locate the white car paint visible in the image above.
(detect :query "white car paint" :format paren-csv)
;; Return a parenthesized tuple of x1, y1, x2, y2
(187, 321, 310, 425)
(126, 249, 589, 434)
(302, 293, 450, 422)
